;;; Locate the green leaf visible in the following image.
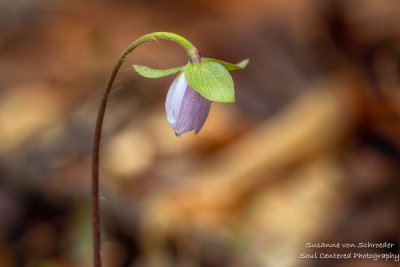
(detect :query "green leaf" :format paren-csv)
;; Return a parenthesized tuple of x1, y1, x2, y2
(184, 61, 235, 103)
(203, 58, 249, 71)
(133, 64, 185, 78)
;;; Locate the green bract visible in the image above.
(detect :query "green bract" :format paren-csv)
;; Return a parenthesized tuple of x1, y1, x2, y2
(184, 60, 234, 103)
(132, 65, 185, 78)
(133, 58, 248, 103)
(203, 58, 249, 71)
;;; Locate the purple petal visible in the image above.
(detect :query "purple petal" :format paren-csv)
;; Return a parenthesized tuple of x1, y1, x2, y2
(193, 94, 211, 134)
(165, 72, 212, 135)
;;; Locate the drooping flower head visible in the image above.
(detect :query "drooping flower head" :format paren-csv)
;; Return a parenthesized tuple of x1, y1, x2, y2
(165, 72, 211, 136)
(133, 48, 248, 136)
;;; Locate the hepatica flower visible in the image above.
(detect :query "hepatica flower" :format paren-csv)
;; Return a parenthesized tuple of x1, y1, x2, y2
(91, 32, 248, 267)
(133, 53, 248, 136)
(130, 34, 248, 136)
(165, 72, 211, 136)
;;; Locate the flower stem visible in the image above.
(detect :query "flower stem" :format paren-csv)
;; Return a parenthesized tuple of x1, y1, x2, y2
(91, 32, 198, 267)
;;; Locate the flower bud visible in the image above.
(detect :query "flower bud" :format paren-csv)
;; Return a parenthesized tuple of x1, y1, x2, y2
(165, 72, 211, 136)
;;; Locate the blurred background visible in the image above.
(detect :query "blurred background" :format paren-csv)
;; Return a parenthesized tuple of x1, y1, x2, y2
(0, 0, 399, 266)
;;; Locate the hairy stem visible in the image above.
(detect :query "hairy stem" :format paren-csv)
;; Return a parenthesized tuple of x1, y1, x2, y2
(91, 32, 199, 267)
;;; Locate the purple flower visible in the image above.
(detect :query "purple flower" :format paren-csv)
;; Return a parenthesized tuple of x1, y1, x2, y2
(165, 72, 211, 136)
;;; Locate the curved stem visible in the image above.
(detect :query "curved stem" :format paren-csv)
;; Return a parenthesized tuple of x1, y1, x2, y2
(91, 32, 199, 267)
